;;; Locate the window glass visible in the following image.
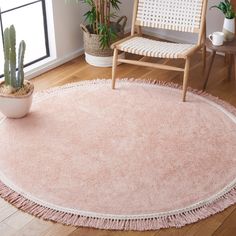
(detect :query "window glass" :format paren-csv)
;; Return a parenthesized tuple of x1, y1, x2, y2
(0, 0, 49, 76)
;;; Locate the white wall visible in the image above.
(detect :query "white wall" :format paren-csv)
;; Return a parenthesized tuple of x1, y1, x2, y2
(119, 0, 134, 30)
(207, 0, 225, 35)
(52, 0, 87, 59)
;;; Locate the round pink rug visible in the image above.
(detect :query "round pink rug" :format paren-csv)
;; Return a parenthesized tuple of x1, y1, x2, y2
(0, 80, 236, 231)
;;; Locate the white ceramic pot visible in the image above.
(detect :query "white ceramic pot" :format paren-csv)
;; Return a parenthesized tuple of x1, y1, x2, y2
(0, 81, 34, 119)
(223, 18, 235, 41)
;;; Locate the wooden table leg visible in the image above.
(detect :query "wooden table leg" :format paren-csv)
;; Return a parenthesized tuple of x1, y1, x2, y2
(225, 53, 230, 64)
(203, 50, 216, 90)
(234, 54, 236, 81)
(227, 54, 233, 81)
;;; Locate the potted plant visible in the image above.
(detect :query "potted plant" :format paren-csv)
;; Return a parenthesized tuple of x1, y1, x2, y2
(66, 0, 127, 67)
(210, 0, 235, 41)
(0, 25, 34, 119)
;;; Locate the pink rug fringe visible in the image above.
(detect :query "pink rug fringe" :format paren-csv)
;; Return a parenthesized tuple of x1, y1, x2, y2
(0, 78, 236, 231)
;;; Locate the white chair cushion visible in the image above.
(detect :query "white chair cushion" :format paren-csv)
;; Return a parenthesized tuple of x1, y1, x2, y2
(117, 37, 196, 59)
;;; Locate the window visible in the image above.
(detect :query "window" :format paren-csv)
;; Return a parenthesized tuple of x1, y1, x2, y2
(0, 0, 50, 76)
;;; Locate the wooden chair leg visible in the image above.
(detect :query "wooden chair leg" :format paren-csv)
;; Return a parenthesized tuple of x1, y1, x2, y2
(112, 48, 119, 89)
(182, 57, 190, 102)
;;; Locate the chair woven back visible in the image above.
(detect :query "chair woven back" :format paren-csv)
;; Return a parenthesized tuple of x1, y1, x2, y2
(136, 0, 204, 33)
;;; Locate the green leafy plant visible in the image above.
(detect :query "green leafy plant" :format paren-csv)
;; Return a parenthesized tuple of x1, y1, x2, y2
(66, 0, 121, 48)
(3, 25, 26, 90)
(210, 0, 235, 19)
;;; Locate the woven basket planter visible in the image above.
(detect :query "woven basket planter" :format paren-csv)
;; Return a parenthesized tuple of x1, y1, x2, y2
(81, 16, 127, 67)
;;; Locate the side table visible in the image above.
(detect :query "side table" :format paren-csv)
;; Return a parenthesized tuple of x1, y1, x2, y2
(203, 38, 236, 90)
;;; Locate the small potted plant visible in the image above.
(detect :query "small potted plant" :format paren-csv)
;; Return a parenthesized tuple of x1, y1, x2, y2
(66, 0, 127, 67)
(210, 0, 235, 41)
(0, 25, 34, 119)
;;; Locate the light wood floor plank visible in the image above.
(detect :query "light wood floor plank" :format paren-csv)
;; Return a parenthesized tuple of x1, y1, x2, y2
(3, 211, 33, 230)
(12, 218, 52, 236)
(0, 222, 15, 236)
(69, 228, 156, 236)
(184, 205, 236, 236)
(43, 224, 77, 236)
(212, 207, 236, 236)
(0, 205, 18, 223)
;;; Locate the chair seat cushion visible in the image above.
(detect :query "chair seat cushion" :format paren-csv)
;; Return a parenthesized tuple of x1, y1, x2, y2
(117, 37, 196, 58)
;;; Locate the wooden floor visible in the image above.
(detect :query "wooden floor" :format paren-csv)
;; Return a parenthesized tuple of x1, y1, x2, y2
(0, 52, 236, 236)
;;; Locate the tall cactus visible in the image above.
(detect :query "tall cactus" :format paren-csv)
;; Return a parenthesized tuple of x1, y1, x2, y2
(17, 41, 26, 88)
(3, 28, 10, 86)
(3, 25, 26, 90)
(9, 25, 16, 88)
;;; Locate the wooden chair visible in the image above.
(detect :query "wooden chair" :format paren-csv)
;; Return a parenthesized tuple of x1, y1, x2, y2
(111, 0, 207, 102)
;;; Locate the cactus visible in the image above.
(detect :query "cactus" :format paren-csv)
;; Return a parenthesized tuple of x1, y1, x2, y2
(17, 41, 26, 88)
(3, 25, 26, 90)
(3, 28, 10, 86)
(9, 25, 17, 88)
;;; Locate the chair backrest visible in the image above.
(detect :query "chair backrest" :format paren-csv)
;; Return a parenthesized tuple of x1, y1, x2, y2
(135, 0, 205, 33)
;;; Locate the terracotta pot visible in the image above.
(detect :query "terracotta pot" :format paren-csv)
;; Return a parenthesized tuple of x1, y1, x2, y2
(223, 18, 235, 41)
(0, 81, 34, 119)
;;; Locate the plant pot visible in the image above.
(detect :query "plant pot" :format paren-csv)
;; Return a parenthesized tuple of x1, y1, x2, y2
(223, 18, 235, 41)
(0, 80, 34, 119)
(81, 16, 127, 67)
(84, 52, 125, 67)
